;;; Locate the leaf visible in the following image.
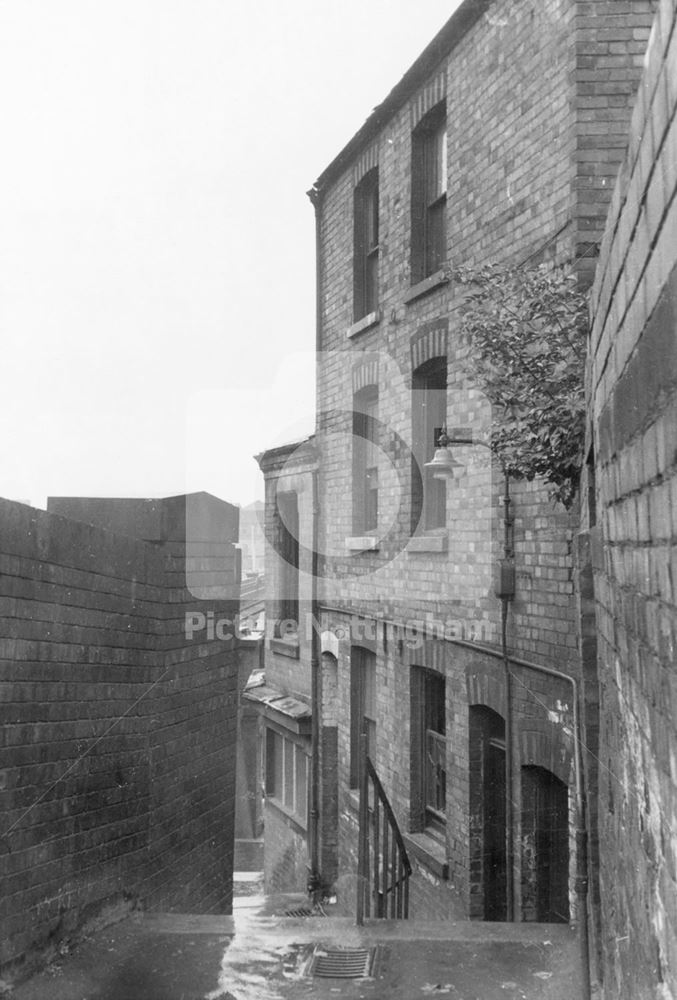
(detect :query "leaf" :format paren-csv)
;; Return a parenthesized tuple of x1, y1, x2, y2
(457, 261, 586, 507)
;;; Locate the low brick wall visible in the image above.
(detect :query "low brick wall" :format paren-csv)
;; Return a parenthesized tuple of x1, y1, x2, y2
(0, 496, 240, 978)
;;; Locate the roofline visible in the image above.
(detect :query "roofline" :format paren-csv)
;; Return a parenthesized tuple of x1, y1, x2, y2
(309, 0, 492, 198)
(254, 434, 317, 470)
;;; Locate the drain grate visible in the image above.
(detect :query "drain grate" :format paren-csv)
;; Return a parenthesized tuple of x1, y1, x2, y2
(309, 945, 378, 979)
(282, 903, 327, 917)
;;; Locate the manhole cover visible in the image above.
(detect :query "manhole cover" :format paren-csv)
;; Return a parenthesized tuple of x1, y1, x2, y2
(309, 945, 378, 979)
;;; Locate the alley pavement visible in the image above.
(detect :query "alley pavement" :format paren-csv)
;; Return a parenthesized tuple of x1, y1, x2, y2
(7, 873, 584, 1000)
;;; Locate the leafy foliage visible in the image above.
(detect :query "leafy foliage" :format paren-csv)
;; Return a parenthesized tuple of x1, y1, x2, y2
(453, 263, 588, 508)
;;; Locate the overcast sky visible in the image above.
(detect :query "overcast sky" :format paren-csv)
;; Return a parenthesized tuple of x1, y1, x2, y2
(0, 1, 462, 509)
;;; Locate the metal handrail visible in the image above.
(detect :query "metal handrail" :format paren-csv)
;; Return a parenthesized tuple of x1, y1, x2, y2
(357, 735, 412, 924)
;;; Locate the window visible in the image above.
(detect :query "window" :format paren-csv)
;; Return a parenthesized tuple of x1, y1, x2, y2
(352, 385, 379, 535)
(411, 102, 447, 283)
(411, 667, 446, 832)
(265, 728, 308, 826)
(350, 646, 376, 788)
(276, 491, 299, 631)
(354, 168, 379, 320)
(412, 357, 447, 531)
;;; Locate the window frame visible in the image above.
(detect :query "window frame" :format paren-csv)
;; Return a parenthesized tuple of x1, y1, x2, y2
(411, 102, 447, 285)
(412, 357, 447, 533)
(410, 666, 447, 835)
(265, 726, 309, 827)
(353, 168, 380, 321)
(352, 385, 379, 536)
(275, 491, 299, 633)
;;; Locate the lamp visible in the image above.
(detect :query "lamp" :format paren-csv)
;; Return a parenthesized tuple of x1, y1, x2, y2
(423, 426, 463, 480)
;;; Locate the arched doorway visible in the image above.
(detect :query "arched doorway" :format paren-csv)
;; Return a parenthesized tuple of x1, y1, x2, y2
(521, 765, 569, 923)
(469, 706, 507, 921)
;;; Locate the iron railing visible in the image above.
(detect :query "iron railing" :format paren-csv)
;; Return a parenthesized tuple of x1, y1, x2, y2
(356, 734, 412, 923)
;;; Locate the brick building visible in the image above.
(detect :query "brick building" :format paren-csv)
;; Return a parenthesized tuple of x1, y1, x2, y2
(300, 0, 656, 932)
(587, 1, 677, 995)
(246, 437, 326, 894)
(253, 0, 662, 990)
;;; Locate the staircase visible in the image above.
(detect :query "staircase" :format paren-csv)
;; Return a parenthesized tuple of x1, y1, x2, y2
(357, 735, 412, 923)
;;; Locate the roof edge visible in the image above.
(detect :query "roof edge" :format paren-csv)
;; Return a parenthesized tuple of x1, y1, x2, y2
(309, 0, 492, 197)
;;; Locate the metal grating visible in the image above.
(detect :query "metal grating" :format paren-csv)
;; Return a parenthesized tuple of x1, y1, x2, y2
(283, 907, 314, 917)
(310, 945, 377, 979)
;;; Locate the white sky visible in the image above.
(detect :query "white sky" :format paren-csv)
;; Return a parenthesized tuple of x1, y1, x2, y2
(0, 1, 462, 509)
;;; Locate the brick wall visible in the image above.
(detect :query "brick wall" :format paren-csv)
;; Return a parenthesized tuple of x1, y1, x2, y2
(309, 0, 655, 922)
(572, 0, 657, 285)
(263, 806, 309, 894)
(0, 495, 240, 978)
(314, 0, 613, 674)
(588, 1, 677, 996)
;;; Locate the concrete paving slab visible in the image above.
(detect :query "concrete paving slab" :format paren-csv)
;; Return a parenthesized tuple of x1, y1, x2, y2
(7, 885, 584, 1000)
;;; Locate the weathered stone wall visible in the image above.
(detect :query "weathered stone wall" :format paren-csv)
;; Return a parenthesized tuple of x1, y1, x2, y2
(588, 1, 677, 996)
(0, 495, 240, 978)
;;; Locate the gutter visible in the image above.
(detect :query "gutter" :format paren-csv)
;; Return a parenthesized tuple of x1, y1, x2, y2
(310, 0, 492, 195)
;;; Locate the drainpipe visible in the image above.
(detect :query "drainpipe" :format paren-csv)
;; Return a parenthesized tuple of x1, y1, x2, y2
(307, 185, 323, 899)
(497, 474, 515, 922)
(308, 469, 321, 898)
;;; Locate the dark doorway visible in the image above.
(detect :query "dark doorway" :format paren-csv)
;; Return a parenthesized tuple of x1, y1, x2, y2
(469, 706, 507, 921)
(521, 766, 569, 923)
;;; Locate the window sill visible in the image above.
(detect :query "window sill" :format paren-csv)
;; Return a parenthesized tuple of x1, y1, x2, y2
(404, 269, 449, 304)
(407, 533, 448, 553)
(265, 795, 307, 835)
(348, 310, 380, 339)
(403, 831, 449, 880)
(270, 637, 300, 659)
(345, 536, 379, 552)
